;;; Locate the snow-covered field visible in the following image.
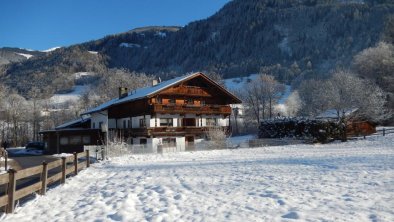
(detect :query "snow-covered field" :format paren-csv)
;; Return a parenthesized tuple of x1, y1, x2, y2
(2, 135, 394, 222)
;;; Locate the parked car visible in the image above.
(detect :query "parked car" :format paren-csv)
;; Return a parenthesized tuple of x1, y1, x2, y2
(25, 142, 45, 150)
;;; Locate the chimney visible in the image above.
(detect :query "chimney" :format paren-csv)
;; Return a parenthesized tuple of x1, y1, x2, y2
(118, 87, 128, 99)
(152, 79, 158, 86)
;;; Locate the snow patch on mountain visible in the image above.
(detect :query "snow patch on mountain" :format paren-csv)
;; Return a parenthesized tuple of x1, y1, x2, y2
(42, 47, 61, 52)
(224, 73, 259, 92)
(15, 53, 33, 59)
(119, 43, 141, 48)
(49, 85, 89, 105)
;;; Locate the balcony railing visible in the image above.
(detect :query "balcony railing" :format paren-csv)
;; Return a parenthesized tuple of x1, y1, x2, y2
(160, 86, 211, 97)
(152, 104, 231, 115)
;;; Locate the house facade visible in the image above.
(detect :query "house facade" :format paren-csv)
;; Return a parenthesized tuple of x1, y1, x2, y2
(42, 72, 242, 153)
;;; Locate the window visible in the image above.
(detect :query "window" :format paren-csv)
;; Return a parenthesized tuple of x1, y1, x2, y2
(139, 118, 146, 127)
(201, 100, 205, 106)
(70, 136, 82, 145)
(99, 122, 103, 130)
(140, 138, 147, 144)
(128, 120, 131, 128)
(92, 122, 96, 129)
(185, 98, 194, 105)
(169, 98, 175, 104)
(82, 136, 91, 144)
(157, 97, 162, 104)
(162, 138, 176, 148)
(60, 137, 69, 145)
(160, 118, 173, 127)
(123, 120, 127, 129)
(206, 118, 217, 126)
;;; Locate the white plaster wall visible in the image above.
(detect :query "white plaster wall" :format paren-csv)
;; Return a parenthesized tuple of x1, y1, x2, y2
(108, 119, 116, 129)
(132, 116, 141, 128)
(90, 111, 108, 129)
(116, 118, 130, 129)
(176, 137, 186, 151)
(218, 117, 229, 126)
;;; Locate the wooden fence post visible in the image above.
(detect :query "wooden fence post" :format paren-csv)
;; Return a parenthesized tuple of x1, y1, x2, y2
(6, 169, 17, 213)
(73, 152, 78, 175)
(86, 150, 90, 168)
(61, 157, 66, 184)
(40, 161, 48, 195)
(4, 152, 7, 171)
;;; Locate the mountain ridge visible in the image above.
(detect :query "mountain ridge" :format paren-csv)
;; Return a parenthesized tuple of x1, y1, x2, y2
(1, 0, 393, 96)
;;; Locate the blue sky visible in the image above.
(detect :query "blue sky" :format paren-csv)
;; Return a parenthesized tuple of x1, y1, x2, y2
(0, 0, 229, 51)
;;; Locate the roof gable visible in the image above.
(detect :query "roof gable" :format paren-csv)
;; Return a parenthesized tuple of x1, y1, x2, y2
(82, 72, 241, 115)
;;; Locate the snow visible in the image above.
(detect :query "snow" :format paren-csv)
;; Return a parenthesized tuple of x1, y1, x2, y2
(119, 43, 141, 48)
(155, 31, 167, 38)
(52, 153, 73, 158)
(50, 85, 89, 105)
(42, 47, 61, 52)
(2, 135, 394, 221)
(15, 53, 33, 59)
(8, 148, 43, 156)
(55, 116, 90, 129)
(74, 71, 95, 79)
(317, 108, 358, 119)
(224, 73, 259, 92)
(88, 51, 98, 55)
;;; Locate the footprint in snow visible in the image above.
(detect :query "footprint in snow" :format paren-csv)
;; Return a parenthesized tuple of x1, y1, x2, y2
(281, 211, 300, 220)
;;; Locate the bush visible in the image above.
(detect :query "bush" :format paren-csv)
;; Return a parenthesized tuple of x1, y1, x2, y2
(259, 118, 341, 143)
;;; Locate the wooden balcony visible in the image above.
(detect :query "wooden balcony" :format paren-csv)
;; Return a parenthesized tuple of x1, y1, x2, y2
(160, 86, 211, 97)
(151, 104, 231, 115)
(117, 126, 230, 137)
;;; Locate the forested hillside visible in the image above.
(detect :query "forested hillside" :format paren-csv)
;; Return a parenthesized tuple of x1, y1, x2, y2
(1, 0, 393, 95)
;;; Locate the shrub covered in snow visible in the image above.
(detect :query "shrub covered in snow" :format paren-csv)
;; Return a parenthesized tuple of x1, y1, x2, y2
(259, 117, 341, 143)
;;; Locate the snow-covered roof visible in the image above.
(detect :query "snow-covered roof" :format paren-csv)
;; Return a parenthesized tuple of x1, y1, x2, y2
(55, 116, 91, 129)
(82, 72, 241, 115)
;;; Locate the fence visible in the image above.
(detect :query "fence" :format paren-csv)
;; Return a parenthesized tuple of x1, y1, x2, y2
(0, 149, 8, 171)
(85, 144, 185, 159)
(348, 127, 394, 140)
(377, 127, 394, 136)
(0, 150, 90, 214)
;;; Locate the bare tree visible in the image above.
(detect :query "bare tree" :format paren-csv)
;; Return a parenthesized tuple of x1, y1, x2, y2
(353, 42, 394, 84)
(326, 70, 386, 122)
(92, 69, 155, 104)
(4, 93, 29, 146)
(204, 127, 227, 149)
(204, 71, 226, 88)
(298, 79, 333, 117)
(353, 42, 394, 122)
(240, 74, 285, 126)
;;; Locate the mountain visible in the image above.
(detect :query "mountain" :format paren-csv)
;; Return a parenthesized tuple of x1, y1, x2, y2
(1, 0, 394, 96)
(0, 47, 46, 65)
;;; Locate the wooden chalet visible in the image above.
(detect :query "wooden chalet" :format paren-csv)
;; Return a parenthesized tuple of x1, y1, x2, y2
(41, 72, 242, 153)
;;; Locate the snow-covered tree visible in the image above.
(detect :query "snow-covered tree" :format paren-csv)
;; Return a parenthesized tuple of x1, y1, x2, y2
(240, 74, 285, 125)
